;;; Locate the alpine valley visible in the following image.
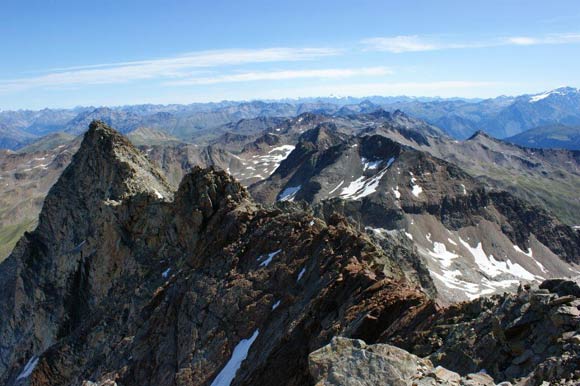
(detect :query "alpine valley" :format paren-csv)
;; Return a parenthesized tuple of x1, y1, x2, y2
(1, 89, 580, 386)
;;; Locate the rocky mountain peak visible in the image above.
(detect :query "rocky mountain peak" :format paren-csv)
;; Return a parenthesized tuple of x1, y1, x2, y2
(62, 120, 172, 202)
(298, 122, 346, 149)
(84, 119, 131, 149)
(392, 109, 406, 117)
(359, 134, 403, 160)
(466, 129, 493, 141)
(32, 121, 172, 252)
(293, 112, 322, 124)
(553, 86, 579, 94)
(175, 165, 250, 219)
(367, 108, 393, 120)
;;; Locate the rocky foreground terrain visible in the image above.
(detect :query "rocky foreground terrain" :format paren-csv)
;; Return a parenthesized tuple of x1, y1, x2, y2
(0, 122, 579, 386)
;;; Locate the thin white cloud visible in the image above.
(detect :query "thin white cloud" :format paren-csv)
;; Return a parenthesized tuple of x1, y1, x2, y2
(505, 33, 580, 45)
(0, 47, 340, 93)
(362, 33, 580, 53)
(361, 36, 442, 53)
(164, 67, 392, 86)
(505, 37, 538, 46)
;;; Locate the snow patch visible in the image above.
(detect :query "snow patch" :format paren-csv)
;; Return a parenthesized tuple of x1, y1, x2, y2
(268, 145, 295, 155)
(427, 242, 459, 269)
(16, 356, 39, 381)
(410, 173, 423, 198)
(297, 267, 306, 282)
(245, 145, 295, 180)
(459, 238, 536, 280)
(431, 271, 520, 301)
(529, 90, 564, 103)
(361, 157, 394, 171)
(210, 330, 260, 386)
(271, 300, 281, 310)
(259, 249, 282, 267)
(513, 244, 533, 258)
(328, 180, 344, 194)
(162, 268, 171, 278)
(392, 186, 401, 199)
(430, 270, 484, 300)
(361, 158, 382, 171)
(513, 245, 548, 274)
(340, 162, 393, 200)
(411, 182, 423, 197)
(278, 186, 301, 202)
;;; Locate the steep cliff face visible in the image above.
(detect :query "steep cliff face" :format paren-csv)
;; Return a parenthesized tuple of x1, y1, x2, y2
(0, 122, 432, 386)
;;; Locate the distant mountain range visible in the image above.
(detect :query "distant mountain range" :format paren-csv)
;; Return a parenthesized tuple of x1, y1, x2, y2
(1, 87, 580, 150)
(389, 87, 580, 139)
(505, 124, 580, 150)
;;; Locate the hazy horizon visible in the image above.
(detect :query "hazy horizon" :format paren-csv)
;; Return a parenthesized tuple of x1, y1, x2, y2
(2, 85, 580, 113)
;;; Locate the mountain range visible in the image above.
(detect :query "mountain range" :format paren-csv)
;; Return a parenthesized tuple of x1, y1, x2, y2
(1, 109, 578, 262)
(2, 87, 580, 150)
(387, 87, 580, 139)
(505, 124, 580, 150)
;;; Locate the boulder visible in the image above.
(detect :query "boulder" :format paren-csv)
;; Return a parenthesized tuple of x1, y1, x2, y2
(309, 337, 497, 386)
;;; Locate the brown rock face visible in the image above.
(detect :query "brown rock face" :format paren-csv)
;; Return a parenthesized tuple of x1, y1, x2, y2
(0, 122, 431, 386)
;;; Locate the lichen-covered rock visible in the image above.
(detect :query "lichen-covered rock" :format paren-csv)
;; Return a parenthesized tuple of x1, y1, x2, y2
(308, 337, 496, 386)
(309, 337, 431, 386)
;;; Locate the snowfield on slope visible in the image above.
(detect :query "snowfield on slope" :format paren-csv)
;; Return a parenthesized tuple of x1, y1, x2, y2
(210, 330, 260, 386)
(339, 157, 395, 200)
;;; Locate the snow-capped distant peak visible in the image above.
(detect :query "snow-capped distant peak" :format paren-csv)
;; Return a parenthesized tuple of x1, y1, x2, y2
(529, 87, 578, 103)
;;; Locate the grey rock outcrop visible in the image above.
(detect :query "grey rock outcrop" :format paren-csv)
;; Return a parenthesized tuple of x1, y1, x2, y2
(309, 337, 496, 386)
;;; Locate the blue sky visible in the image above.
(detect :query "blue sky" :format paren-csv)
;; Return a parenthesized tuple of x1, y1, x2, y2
(1, 0, 580, 109)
